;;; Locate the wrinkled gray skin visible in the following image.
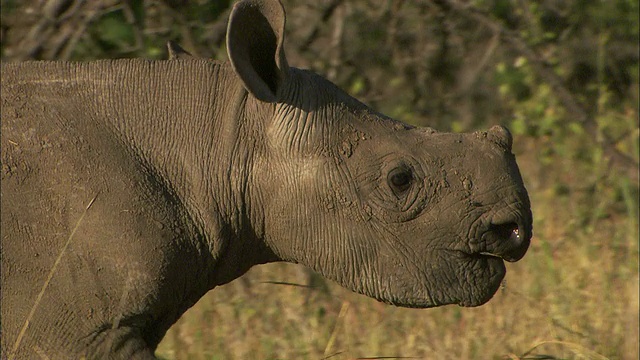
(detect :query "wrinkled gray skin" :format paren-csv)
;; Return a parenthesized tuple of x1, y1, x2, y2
(0, 0, 532, 358)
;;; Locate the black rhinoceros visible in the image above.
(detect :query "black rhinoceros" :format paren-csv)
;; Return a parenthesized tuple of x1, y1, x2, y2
(0, 0, 532, 358)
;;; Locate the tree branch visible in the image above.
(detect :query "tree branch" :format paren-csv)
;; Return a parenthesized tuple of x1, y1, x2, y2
(299, 0, 344, 52)
(431, 0, 639, 183)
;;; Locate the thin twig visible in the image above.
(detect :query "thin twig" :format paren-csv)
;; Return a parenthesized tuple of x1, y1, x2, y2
(299, 0, 344, 52)
(323, 300, 350, 357)
(261, 280, 317, 289)
(519, 340, 610, 360)
(10, 195, 99, 359)
(327, 2, 346, 82)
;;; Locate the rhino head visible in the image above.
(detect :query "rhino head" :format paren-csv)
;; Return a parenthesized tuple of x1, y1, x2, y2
(0, 0, 534, 356)
(225, 0, 532, 307)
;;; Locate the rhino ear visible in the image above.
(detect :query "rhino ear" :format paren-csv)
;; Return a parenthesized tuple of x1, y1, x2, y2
(226, 0, 289, 103)
(166, 41, 193, 60)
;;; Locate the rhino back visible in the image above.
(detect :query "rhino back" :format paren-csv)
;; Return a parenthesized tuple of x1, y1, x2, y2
(0, 60, 250, 357)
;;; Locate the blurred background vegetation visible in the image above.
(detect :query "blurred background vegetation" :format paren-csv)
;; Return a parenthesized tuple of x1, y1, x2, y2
(1, 0, 638, 359)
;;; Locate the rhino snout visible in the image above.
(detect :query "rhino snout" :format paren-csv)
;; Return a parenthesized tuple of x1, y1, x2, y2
(479, 222, 529, 261)
(469, 211, 532, 264)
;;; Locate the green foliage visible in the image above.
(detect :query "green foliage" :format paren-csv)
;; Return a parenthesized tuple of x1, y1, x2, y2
(63, 1, 232, 60)
(94, 11, 136, 50)
(184, 0, 231, 24)
(496, 59, 532, 103)
(0, 0, 17, 13)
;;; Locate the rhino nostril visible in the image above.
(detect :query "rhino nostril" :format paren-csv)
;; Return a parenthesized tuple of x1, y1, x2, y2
(491, 222, 521, 245)
(481, 221, 529, 262)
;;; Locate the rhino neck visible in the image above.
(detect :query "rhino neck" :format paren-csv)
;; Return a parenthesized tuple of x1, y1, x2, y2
(85, 59, 279, 283)
(88, 59, 246, 236)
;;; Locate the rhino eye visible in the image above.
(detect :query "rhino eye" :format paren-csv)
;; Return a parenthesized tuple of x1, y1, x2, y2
(388, 166, 413, 195)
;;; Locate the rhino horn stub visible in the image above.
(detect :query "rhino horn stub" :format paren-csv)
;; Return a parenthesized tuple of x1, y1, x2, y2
(227, 0, 290, 103)
(486, 125, 513, 152)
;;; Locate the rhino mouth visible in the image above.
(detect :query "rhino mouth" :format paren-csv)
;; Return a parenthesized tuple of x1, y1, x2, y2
(471, 221, 530, 262)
